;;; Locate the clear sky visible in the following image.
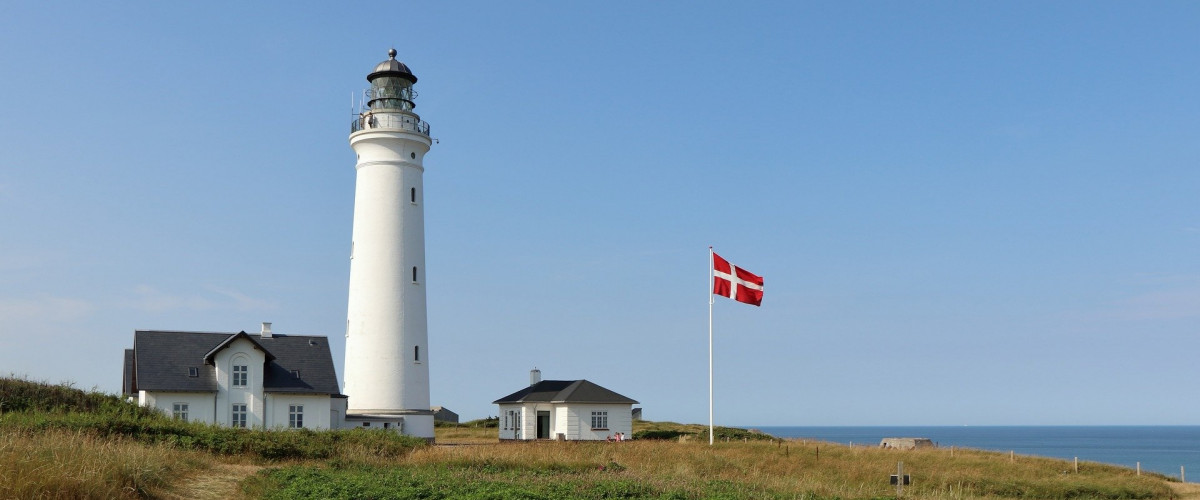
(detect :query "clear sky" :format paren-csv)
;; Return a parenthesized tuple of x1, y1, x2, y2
(2, 2, 1198, 426)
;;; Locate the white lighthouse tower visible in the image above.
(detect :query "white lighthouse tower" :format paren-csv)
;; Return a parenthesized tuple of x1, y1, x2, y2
(343, 49, 434, 439)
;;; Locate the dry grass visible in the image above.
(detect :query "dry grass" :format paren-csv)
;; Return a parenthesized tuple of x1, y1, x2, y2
(415, 427, 1175, 499)
(0, 428, 211, 499)
(433, 425, 499, 444)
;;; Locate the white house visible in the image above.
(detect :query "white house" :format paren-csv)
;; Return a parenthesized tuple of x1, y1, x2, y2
(493, 371, 638, 441)
(122, 324, 347, 430)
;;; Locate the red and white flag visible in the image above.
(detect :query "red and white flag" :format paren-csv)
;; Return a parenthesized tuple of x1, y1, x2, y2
(711, 251, 763, 306)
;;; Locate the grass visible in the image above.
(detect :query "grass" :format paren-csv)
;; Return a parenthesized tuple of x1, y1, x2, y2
(0, 427, 210, 498)
(1, 377, 1185, 499)
(0, 377, 425, 498)
(247, 425, 1173, 499)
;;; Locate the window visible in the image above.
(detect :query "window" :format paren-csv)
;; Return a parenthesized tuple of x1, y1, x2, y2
(188, 367, 199, 377)
(173, 403, 189, 422)
(289, 405, 304, 428)
(362, 421, 371, 427)
(414, 345, 420, 362)
(291, 369, 301, 379)
(412, 266, 418, 283)
(233, 365, 248, 387)
(232, 404, 247, 428)
(411, 187, 416, 203)
(590, 411, 608, 430)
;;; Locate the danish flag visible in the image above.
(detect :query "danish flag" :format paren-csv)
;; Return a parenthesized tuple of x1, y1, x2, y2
(711, 251, 763, 306)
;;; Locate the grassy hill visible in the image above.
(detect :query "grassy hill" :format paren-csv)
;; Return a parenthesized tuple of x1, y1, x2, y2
(1, 377, 1188, 499)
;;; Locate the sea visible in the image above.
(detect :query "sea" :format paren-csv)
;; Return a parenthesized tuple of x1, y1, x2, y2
(754, 426, 1200, 481)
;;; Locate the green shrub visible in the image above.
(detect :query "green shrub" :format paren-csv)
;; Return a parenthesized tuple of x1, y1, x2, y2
(632, 429, 687, 440)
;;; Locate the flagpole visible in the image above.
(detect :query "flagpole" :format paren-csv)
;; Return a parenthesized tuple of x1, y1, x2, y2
(708, 246, 714, 446)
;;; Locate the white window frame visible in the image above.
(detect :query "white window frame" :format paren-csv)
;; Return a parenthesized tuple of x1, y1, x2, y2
(232, 403, 247, 428)
(590, 411, 608, 430)
(232, 364, 248, 387)
(289, 404, 304, 428)
(173, 403, 189, 422)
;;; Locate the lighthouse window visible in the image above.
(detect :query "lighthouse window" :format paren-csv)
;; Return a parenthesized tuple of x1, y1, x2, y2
(412, 266, 418, 283)
(410, 152, 416, 159)
(410, 187, 416, 204)
(415, 345, 420, 362)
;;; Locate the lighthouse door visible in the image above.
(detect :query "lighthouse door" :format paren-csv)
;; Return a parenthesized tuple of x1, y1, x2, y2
(536, 411, 550, 439)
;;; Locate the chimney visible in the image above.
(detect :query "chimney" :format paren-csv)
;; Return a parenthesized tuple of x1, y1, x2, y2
(529, 367, 541, 386)
(260, 322, 273, 338)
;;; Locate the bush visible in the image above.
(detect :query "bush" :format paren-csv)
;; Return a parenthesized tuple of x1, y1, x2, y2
(435, 417, 498, 428)
(632, 429, 688, 440)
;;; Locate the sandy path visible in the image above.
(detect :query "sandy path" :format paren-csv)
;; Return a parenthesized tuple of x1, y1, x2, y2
(161, 463, 263, 500)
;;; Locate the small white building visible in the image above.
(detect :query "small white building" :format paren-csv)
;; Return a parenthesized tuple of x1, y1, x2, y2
(122, 325, 347, 430)
(493, 371, 638, 441)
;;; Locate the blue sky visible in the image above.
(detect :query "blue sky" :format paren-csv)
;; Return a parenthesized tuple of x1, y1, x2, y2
(2, 2, 1198, 426)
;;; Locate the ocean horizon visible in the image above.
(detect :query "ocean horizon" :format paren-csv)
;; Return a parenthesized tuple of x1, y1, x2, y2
(752, 425, 1200, 481)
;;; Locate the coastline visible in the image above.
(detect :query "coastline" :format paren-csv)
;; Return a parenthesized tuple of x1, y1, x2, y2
(754, 425, 1200, 482)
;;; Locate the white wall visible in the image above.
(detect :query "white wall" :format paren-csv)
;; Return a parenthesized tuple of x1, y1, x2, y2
(563, 404, 633, 441)
(497, 403, 632, 441)
(331, 397, 348, 429)
(265, 393, 333, 430)
(140, 391, 216, 424)
(498, 404, 523, 440)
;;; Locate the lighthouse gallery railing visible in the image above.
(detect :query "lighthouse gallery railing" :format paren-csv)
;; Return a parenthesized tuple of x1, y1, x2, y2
(351, 114, 431, 136)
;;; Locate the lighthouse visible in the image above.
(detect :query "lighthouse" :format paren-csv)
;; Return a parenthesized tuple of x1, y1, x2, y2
(342, 49, 434, 439)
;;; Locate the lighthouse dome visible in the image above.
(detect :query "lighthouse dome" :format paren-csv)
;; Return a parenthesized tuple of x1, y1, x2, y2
(368, 48, 417, 83)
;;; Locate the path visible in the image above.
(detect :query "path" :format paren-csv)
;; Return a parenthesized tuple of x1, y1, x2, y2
(162, 463, 262, 500)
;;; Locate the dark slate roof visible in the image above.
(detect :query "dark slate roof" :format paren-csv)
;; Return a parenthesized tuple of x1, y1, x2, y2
(492, 380, 638, 405)
(255, 334, 341, 394)
(122, 349, 135, 396)
(128, 330, 341, 395)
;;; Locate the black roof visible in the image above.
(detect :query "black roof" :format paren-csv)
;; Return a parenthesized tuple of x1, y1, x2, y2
(125, 330, 341, 395)
(493, 380, 638, 405)
(368, 48, 417, 83)
(121, 349, 135, 396)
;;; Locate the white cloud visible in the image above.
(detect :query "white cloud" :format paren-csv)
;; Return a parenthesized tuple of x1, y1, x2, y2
(207, 286, 278, 311)
(116, 285, 278, 313)
(0, 294, 96, 323)
(1110, 288, 1200, 321)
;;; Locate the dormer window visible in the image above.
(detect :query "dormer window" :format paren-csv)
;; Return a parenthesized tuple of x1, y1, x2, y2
(188, 367, 199, 377)
(291, 370, 301, 379)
